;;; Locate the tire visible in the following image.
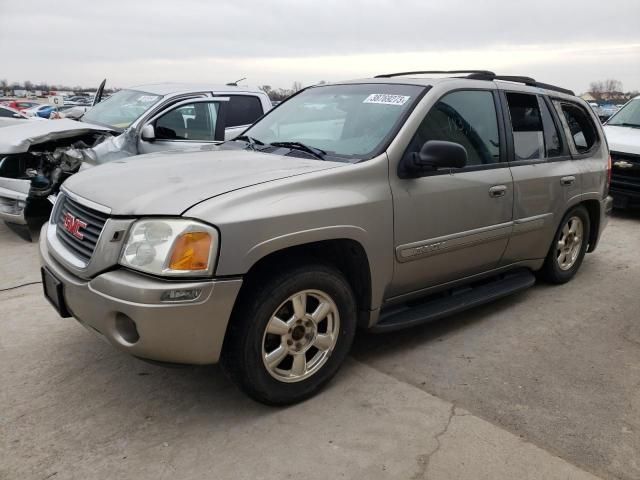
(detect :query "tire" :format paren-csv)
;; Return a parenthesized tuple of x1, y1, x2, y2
(539, 205, 591, 284)
(221, 262, 357, 405)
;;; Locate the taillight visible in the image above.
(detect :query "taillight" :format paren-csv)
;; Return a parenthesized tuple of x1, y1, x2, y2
(606, 155, 612, 193)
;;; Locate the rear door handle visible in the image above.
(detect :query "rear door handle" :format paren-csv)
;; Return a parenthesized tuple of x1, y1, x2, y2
(560, 176, 576, 186)
(489, 185, 507, 198)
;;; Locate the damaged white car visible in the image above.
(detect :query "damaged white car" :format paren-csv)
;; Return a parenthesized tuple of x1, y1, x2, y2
(0, 82, 271, 236)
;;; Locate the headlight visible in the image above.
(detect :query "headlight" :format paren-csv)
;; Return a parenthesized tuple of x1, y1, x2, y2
(119, 219, 218, 277)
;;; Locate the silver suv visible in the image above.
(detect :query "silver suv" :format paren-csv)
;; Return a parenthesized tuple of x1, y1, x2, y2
(39, 71, 612, 405)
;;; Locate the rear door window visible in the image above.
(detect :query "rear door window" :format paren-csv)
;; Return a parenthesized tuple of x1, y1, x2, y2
(554, 101, 598, 154)
(226, 95, 264, 127)
(505, 92, 544, 161)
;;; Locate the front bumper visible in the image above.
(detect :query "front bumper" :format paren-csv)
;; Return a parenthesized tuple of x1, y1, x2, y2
(610, 179, 640, 207)
(39, 226, 242, 365)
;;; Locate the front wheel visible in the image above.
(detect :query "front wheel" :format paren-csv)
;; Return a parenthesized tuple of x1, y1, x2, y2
(539, 205, 591, 284)
(221, 263, 357, 405)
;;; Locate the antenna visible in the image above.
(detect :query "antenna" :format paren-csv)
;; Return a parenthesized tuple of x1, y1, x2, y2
(226, 77, 247, 86)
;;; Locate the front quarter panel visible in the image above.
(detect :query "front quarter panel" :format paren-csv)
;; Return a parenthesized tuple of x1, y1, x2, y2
(183, 156, 393, 310)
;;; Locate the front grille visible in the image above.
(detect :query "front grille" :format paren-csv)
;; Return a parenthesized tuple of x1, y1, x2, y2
(611, 151, 640, 180)
(55, 194, 108, 263)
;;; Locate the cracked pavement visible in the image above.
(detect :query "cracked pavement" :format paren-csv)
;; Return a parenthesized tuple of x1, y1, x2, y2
(2, 213, 639, 479)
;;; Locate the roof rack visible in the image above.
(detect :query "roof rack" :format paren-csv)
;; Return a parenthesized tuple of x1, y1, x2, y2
(374, 70, 574, 96)
(375, 70, 495, 78)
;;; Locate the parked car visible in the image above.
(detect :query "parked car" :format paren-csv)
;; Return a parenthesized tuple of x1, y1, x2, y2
(64, 96, 93, 106)
(4, 100, 40, 111)
(23, 104, 57, 119)
(0, 82, 271, 232)
(0, 106, 45, 128)
(603, 95, 640, 208)
(39, 71, 612, 404)
(52, 105, 90, 120)
(597, 104, 621, 123)
(0, 105, 29, 119)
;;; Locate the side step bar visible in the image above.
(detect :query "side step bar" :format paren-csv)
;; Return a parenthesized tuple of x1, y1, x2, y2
(372, 269, 536, 333)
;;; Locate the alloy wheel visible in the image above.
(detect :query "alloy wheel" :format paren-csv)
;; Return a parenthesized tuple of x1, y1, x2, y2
(556, 216, 584, 271)
(261, 289, 340, 383)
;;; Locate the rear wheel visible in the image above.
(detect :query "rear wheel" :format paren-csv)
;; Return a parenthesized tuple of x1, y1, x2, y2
(540, 205, 590, 284)
(221, 263, 357, 405)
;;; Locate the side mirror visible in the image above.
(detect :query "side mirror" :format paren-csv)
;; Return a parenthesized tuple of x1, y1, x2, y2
(141, 124, 155, 142)
(403, 140, 467, 177)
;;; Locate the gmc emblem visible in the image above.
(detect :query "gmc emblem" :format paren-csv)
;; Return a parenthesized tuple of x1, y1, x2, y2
(63, 212, 88, 240)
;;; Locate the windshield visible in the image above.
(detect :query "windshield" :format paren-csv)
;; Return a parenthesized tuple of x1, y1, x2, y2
(607, 99, 640, 127)
(242, 83, 425, 160)
(82, 89, 162, 130)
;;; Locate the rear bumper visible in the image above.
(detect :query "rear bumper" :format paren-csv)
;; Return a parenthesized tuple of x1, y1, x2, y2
(590, 195, 613, 252)
(39, 225, 243, 365)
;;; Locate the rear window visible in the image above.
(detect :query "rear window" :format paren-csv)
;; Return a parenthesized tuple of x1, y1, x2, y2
(554, 101, 598, 154)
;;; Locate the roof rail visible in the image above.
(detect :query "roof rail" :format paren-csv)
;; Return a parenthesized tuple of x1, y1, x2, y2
(374, 70, 575, 96)
(375, 70, 495, 78)
(481, 74, 575, 96)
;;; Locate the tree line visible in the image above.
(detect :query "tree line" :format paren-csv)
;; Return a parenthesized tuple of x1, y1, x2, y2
(0, 78, 317, 100)
(587, 79, 638, 102)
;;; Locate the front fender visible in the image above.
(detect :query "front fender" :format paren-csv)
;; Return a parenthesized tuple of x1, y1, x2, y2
(185, 157, 394, 311)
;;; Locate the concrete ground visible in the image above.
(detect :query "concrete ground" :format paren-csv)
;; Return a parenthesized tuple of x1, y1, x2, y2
(1, 213, 638, 480)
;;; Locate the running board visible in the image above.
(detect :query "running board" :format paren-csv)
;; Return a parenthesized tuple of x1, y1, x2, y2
(372, 269, 535, 333)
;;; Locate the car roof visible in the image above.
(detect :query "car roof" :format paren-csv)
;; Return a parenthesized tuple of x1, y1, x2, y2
(126, 82, 264, 96)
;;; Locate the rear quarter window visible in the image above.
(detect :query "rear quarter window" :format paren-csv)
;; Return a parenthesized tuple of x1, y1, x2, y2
(554, 101, 599, 155)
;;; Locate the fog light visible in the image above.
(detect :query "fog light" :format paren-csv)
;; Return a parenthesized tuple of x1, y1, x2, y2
(161, 288, 202, 302)
(115, 313, 139, 344)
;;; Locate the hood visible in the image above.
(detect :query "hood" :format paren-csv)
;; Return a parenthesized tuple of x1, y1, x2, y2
(0, 119, 114, 153)
(63, 148, 344, 216)
(603, 125, 640, 155)
(0, 118, 28, 128)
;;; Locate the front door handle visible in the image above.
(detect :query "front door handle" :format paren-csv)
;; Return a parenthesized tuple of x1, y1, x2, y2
(560, 176, 576, 186)
(489, 185, 507, 198)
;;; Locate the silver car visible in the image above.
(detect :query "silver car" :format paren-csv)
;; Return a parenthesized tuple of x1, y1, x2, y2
(0, 83, 271, 231)
(40, 71, 612, 404)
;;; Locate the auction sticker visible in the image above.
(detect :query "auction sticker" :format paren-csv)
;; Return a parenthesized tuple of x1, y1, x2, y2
(363, 94, 410, 105)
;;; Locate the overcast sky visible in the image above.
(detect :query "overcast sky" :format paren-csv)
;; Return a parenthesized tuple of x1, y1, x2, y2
(1, 0, 639, 93)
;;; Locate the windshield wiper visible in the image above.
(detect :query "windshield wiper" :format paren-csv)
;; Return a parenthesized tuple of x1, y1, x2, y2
(269, 141, 326, 160)
(234, 135, 265, 146)
(612, 122, 640, 129)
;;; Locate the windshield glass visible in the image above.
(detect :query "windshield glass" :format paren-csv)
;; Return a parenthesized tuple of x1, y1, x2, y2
(243, 83, 425, 160)
(82, 89, 162, 130)
(607, 99, 640, 127)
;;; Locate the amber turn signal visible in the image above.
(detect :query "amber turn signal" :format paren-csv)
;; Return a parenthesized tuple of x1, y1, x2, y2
(168, 232, 212, 271)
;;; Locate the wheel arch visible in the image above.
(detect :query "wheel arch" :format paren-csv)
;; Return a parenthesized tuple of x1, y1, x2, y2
(563, 194, 603, 254)
(236, 237, 374, 329)
(581, 198, 601, 253)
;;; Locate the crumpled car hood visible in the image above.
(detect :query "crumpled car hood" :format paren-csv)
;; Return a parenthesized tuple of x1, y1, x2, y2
(0, 119, 114, 153)
(604, 125, 640, 155)
(63, 148, 343, 216)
